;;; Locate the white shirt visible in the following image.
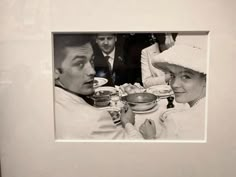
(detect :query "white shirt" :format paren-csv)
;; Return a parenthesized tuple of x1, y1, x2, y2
(102, 48, 115, 70)
(54, 86, 143, 140)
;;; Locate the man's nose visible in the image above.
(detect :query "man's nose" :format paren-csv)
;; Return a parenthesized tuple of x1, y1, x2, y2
(104, 39, 108, 44)
(87, 63, 96, 76)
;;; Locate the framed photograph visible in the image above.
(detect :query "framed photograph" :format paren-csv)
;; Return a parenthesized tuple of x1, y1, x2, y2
(52, 32, 209, 142)
(1, 0, 235, 177)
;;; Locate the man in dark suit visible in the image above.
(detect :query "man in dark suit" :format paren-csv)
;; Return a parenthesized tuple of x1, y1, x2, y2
(93, 33, 128, 86)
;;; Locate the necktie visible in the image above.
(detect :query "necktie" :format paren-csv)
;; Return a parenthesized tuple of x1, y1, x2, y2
(105, 55, 112, 73)
(105, 55, 115, 84)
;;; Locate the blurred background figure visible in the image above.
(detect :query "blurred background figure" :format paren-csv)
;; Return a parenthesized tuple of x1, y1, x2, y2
(121, 33, 155, 84)
(93, 33, 128, 86)
(156, 33, 177, 52)
(93, 32, 177, 87)
(141, 33, 177, 88)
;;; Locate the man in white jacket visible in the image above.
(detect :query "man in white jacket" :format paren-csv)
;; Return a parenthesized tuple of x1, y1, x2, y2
(53, 34, 142, 140)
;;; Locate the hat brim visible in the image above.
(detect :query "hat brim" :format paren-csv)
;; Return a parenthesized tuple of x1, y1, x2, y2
(152, 62, 171, 73)
(152, 44, 207, 74)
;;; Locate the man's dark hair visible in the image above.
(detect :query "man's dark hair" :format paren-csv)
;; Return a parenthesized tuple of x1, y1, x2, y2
(53, 33, 93, 69)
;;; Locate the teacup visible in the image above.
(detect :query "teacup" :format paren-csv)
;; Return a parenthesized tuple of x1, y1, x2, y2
(93, 95, 111, 107)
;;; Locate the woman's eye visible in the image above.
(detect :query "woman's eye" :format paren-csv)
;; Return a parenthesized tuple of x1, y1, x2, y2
(170, 74, 175, 79)
(182, 75, 191, 79)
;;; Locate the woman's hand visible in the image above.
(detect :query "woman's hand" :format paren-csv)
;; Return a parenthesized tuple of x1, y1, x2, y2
(139, 119, 156, 139)
(120, 104, 135, 128)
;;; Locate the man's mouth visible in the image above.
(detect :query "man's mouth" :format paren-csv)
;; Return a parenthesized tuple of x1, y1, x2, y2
(103, 46, 110, 50)
(84, 80, 94, 86)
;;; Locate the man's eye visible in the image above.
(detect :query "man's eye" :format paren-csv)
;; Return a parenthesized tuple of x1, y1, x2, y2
(74, 62, 84, 68)
(90, 59, 94, 66)
(78, 63, 84, 68)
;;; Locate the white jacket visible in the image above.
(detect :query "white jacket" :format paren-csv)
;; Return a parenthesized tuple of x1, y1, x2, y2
(54, 87, 142, 140)
(122, 98, 206, 140)
(141, 43, 166, 88)
(159, 98, 206, 140)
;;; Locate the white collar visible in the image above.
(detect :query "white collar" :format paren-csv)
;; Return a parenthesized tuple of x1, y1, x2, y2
(55, 86, 87, 104)
(191, 97, 205, 108)
(102, 48, 115, 59)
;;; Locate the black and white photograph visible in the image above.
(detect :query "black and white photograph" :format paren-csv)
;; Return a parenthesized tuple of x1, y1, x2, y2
(1, 0, 235, 176)
(53, 32, 208, 141)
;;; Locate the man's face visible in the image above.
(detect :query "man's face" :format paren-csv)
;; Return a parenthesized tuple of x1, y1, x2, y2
(96, 34, 117, 54)
(57, 43, 95, 95)
(167, 64, 206, 106)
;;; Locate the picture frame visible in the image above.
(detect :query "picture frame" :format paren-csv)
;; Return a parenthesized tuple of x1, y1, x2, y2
(1, 0, 235, 177)
(52, 31, 209, 142)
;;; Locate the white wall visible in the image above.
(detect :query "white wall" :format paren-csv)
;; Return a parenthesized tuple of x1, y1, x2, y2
(0, 0, 236, 177)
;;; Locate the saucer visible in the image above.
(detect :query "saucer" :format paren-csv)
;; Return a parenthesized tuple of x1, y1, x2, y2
(132, 104, 159, 114)
(95, 86, 117, 95)
(93, 77, 108, 88)
(146, 85, 174, 98)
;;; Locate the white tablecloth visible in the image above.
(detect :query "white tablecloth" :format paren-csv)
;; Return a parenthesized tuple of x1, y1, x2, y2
(134, 98, 187, 129)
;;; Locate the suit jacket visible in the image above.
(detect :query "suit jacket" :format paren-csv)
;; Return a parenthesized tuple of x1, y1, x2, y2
(93, 44, 128, 86)
(121, 33, 154, 84)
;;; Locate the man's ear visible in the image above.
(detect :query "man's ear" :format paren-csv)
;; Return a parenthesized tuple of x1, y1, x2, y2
(54, 68, 61, 80)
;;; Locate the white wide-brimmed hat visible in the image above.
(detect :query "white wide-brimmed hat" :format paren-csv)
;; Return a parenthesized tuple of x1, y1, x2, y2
(152, 34, 208, 74)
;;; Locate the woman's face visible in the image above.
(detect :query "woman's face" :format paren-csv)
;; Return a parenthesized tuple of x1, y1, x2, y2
(167, 64, 206, 107)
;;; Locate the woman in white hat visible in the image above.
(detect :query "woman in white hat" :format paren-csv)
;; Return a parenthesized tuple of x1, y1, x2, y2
(139, 35, 208, 140)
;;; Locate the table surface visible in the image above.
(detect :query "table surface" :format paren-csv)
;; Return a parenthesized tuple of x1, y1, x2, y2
(94, 85, 188, 129)
(134, 98, 188, 128)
